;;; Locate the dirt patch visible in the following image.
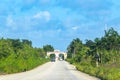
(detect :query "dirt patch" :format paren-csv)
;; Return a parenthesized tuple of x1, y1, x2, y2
(104, 62, 120, 68)
(0, 72, 6, 75)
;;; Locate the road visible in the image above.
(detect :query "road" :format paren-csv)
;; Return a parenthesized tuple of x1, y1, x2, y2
(0, 61, 100, 80)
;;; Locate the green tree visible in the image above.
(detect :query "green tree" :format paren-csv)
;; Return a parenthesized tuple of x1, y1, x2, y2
(0, 38, 14, 59)
(43, 45, 54, 52)
(67, 38, 82, 58)
(22, 39, 32, 46)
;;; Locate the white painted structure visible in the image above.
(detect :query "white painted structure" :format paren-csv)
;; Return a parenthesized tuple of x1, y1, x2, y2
(47, 50, 67, 60)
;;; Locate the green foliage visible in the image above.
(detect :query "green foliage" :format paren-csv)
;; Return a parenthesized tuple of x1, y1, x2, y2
(0, 38, 49, 74)
(0, 39, 14, 58)
(67, 27, 120, 80)
(50, 54, 55, 59)
(67, 38, 82, 58)
(22, 39, 32, 46)
(43, 44, 54, 52)
(68, 61, 120, 80)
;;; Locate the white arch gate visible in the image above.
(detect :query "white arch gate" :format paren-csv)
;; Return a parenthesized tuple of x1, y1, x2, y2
(47, 50, 67, 61)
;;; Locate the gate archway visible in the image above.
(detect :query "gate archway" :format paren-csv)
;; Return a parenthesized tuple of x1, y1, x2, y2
(47, 50, 67, 61)
(59, 54, 64, 60)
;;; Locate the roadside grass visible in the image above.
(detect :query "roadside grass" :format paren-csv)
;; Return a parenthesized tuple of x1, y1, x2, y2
(0, 54, 49, 74)
(67, 59, 120, 80)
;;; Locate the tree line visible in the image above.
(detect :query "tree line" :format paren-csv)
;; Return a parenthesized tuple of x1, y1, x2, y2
(0, 38, 54, 74)
(67, 27, 120, 80)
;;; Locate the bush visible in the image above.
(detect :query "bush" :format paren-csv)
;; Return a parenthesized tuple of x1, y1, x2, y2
(0, 38, 49, 74)
(0, 53, 49, 74)
(67, 60, 120, 80)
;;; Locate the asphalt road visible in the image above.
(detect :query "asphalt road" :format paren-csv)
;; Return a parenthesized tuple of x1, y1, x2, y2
(0, 61, 100, 80)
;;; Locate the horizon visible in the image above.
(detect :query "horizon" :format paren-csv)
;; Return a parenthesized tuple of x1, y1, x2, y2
(0, 0, 120, 51)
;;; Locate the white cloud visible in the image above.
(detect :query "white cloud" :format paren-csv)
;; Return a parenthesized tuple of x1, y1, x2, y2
(33, 11, 51, 22)
(72, 26, 79, 30)
(57, 29, 62, 32)
(6, 16, 14, 26)
(6, 15, 17, 30)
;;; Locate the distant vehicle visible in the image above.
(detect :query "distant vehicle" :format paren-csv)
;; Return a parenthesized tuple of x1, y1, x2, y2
(59, 57, 63, 61)
(50, 54, 56, 62)
(51, 58, 55, 62)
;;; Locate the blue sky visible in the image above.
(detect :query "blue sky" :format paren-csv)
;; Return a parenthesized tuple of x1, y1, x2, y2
(0, 0, 120, 51)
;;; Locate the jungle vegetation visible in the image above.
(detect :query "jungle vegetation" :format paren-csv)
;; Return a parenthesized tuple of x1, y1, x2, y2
(67, 27, 120, 80)
(0, 38, 54, 74)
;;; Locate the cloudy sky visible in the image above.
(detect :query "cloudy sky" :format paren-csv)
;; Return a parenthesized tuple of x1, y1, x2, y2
(0, 0, 120, 51)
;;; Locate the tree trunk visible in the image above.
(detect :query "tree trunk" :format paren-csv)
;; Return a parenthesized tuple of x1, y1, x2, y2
(96, 61, 99, 67)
